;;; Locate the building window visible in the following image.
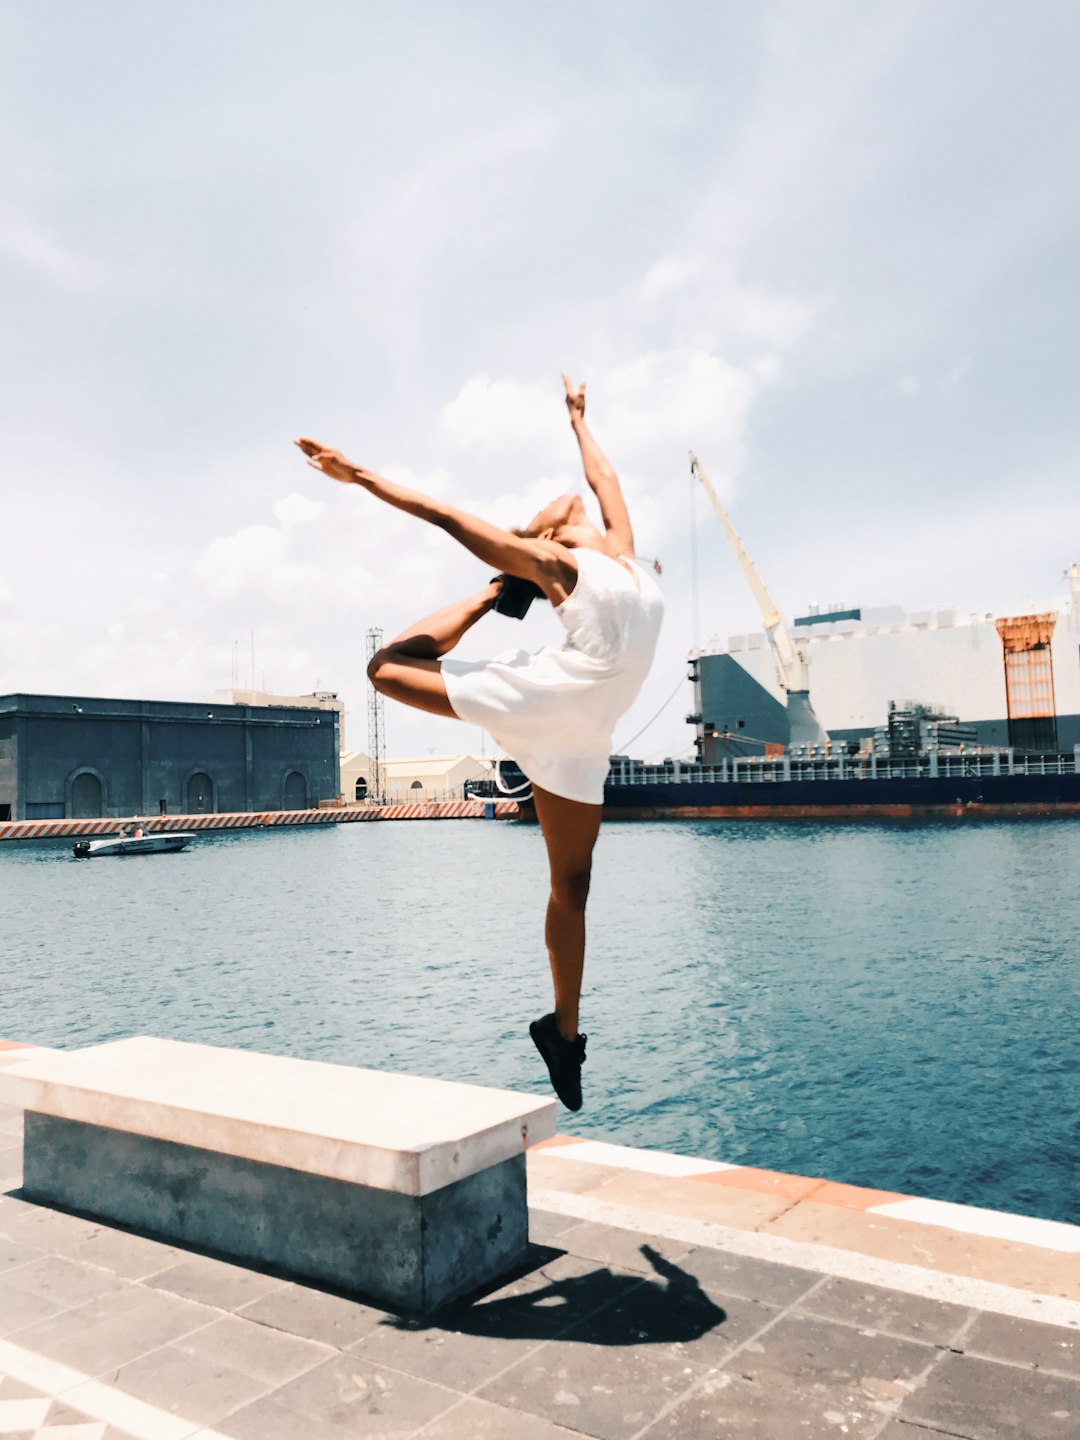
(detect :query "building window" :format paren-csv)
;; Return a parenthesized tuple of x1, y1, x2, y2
(354, 776, 368, 801)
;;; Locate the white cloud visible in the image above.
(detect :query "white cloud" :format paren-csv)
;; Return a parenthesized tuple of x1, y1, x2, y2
(194, 516, 381, 614)
(604, 348, 768, 488)
(271, 492, 326, 528)
(0, 578, 11, 608)
(436, 348, 780, 564)
(193, 486, 404, 618)
(640, 256, 706, 301)
(433, 348, 778, 569)
(441, 375, 567, 456)
(445, 349, 775, 485)
(195, 524, 299, 602)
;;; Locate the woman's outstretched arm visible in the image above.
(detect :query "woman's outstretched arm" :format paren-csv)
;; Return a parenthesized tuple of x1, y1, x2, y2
(295, 438, 577, 605)
(563, 375, 633, 557)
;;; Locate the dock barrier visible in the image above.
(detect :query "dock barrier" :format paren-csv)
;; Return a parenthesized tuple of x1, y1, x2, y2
(0, 799, 520, 843)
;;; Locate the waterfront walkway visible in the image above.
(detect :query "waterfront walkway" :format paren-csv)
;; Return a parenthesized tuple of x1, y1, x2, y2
(1, 1044, 1077, 1439)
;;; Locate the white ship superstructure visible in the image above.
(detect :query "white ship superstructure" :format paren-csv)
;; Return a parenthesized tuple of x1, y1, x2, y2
(692, 565, 1080, 759)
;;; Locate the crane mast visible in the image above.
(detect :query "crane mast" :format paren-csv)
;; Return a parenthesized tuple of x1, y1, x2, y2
(690, 452, 828, 748)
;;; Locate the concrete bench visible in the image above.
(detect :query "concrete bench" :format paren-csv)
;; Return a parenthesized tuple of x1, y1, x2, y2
(0, 1037, 556, 1313)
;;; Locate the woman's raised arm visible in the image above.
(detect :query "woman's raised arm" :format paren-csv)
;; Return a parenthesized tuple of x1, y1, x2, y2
(563, 375, 633, 558)
(295, 438, 577, 605)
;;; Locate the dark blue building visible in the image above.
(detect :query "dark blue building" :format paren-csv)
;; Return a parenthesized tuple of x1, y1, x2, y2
(0, 694, 340, 821)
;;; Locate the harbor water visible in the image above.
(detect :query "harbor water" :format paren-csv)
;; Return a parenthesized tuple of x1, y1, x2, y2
(3, 818, 1078, 1225)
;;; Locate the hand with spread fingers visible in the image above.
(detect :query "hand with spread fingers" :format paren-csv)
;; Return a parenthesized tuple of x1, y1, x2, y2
(294, 437, 363, 486)
(562, 372, 586, 426)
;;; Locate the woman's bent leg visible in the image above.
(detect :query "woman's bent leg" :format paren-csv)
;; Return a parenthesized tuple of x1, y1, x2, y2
(383, 581, 501, 660)
(367, 581, 500, 718)
(531, 784, 603, 1041)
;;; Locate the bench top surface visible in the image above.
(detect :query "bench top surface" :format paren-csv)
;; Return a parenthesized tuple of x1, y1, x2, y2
(0, 1037, 557, 1195)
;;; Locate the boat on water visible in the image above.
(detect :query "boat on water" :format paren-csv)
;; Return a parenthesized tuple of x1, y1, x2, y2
(73, 822, 195, 858)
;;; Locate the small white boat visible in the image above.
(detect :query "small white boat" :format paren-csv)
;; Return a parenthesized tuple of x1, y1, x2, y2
(73, 826, 195, 858)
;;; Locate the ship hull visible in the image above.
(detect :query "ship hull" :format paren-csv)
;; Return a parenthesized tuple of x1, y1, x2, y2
(599, 772, 1080, 821)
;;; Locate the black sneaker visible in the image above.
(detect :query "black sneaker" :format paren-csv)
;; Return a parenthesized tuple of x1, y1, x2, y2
(491, 573, 545, 620)
(530, 1013, 587, 1111)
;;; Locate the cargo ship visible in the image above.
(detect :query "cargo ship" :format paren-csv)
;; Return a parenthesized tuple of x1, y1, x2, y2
(490, 736, 1080, 823)
(494, 580, 1080, 820)
(598, 745, 1080, 821)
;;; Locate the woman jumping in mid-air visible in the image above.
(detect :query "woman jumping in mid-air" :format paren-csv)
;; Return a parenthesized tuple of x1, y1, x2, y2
(296, 375, 663, 1110)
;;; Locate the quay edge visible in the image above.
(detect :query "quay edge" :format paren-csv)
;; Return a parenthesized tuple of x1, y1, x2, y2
(0, 800, 520, 843)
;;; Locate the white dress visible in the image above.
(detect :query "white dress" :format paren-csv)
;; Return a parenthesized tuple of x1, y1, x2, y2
(442, 548, 664, 804)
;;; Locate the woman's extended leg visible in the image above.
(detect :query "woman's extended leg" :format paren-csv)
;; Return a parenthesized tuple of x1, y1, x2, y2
(528, 784, 603, 1110)
(367, 581, 501, 718)
(531, 784, 603, 1040)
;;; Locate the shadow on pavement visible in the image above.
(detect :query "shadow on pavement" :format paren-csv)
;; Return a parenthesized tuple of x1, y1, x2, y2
(383, 1243, 727, 1347)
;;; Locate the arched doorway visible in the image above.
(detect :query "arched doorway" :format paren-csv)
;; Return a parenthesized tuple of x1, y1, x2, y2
(283, 771, 307, 809)
(186, 772, 214, 813)
(354, 776, 368, 801)
(69, 770, 104, 819)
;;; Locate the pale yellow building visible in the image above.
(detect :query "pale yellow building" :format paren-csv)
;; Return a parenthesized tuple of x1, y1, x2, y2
(340, 752, 494, 804)
(208, 689, 347, 751)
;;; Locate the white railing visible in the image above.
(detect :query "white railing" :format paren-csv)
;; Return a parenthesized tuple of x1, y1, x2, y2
(606, 750, 1080, 787)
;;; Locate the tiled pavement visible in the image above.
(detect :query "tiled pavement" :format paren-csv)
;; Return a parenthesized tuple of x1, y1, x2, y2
(1, 1097, 1079, 1439)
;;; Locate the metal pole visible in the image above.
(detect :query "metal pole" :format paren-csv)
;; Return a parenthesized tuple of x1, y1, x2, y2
(365, 628, 386, 804)
(689, 464, 700, 653)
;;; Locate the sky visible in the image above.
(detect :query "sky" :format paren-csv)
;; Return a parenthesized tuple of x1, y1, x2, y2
(2, 0, 1079, 761)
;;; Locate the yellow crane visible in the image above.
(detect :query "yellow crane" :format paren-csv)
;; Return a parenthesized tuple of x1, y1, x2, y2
(690, 452, 829, 748)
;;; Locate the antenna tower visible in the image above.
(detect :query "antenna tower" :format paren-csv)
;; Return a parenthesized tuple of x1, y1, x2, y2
(365, 627, 386, 803)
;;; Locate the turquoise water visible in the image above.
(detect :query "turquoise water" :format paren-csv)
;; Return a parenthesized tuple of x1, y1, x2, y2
(3, 819, 1078, 1224)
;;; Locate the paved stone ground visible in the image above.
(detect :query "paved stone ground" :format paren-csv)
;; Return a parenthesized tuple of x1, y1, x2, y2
(1, 1100, 1078, 1439)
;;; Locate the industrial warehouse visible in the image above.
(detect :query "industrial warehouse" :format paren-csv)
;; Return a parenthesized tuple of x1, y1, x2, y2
(0, 693, 341, 821)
